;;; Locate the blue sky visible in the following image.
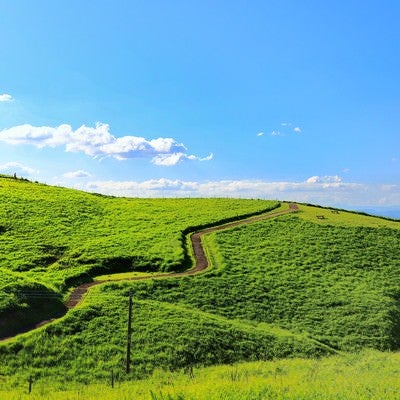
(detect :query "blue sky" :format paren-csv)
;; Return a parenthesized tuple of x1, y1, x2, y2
(0, 0, 399, 209)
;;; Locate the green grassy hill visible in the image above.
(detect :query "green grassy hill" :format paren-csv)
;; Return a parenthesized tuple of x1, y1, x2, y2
(0, 175, 277, 337)
(1, 175, 400, 396)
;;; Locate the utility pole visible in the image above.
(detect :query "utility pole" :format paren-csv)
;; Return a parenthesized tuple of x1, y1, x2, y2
(126, 288, 133, 374)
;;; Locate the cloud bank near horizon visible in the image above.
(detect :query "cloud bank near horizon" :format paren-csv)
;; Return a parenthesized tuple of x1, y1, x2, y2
(2, 157, 398, 207)
(0, 123, 212, 166)
(0, 161, 38, 175)
(63, 170, 92, 179)
(73, 176, 400, 207)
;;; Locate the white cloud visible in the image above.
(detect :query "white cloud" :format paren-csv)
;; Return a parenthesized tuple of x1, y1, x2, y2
(200, 153, 214, 161)
(0, 122, 211, 166)
(152, 153, 189, 166)
(258, 124, 300, 138)
(76, 176, 400, 207)
(0, 123, 75, 148)
(306, 175, 342, 184)
(0, 162, 38, 175)
(0, 94, 13, 102)
(63, 170, 92, 179)
(152, 152, 213, 166)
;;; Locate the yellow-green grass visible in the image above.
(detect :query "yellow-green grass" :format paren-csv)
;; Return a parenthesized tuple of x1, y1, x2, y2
(189, 202, 293, 274)
(130, 209, 400, 352)
(93, 271, 169, 281)
(1, 349, 400, 399)
(3, 187, 398, 381)
(0, 175, 279, 337)
(0, 176, 279, 284)
(0, 291, 329, 387)
(2, 176, 400, 397)
(297, 204, 400, 229)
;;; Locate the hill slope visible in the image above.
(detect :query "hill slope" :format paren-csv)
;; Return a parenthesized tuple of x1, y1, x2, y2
(0, 175, 278, 337)
(1, 176, 399, 389)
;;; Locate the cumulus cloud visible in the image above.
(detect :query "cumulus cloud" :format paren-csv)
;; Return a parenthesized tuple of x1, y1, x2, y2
(306, 175, 342, 184)
(63, 170, 92, 179)
(257, 132, 265, 137)
(271, 130, 282, 136)
(0, 161, 38, 175)
(293, 127, 301, 133)
(0, 122, 211, 166)
(0, 94, 13, 102)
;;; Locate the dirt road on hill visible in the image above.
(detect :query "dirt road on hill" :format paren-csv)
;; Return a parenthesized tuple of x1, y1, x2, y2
(2, 203, 298, 341)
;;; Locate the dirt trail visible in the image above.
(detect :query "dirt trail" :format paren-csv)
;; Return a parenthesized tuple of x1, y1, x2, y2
(2, 203, 298, 340)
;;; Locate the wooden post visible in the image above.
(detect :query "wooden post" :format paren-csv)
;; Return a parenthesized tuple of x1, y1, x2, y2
(126, 288, 133, 374)
(28, 376, 33, 394)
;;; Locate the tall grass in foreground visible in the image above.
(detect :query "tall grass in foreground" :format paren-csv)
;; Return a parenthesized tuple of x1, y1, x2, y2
(1, 350, 399, 399)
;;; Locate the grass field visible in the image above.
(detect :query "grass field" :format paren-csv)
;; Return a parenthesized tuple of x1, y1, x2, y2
(0, 287, 330, 387)
(127, 205, 400, 352)
(0, 175, 277, 282)
(93, 271, 169, 281)
(296, 203, 400, 228)
(1, 176, 400, 398)
(0, 175, 278, 337)
(1, 350, 400, 399)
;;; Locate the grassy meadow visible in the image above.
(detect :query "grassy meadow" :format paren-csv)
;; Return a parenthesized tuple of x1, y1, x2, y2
(1, 175, 400, 398)
(1, 350, 400, 399)
(0, 175, 278, 337)
(0, 175, 277, 281)
(126, 205, 400, 352)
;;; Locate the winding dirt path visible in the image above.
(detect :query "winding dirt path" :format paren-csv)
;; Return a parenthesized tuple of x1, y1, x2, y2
(2, 203, 298, 341)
